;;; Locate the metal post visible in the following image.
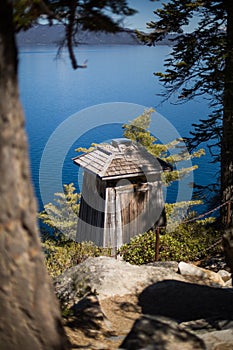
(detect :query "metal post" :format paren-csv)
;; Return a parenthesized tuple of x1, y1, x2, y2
(154, 227, 160, 261)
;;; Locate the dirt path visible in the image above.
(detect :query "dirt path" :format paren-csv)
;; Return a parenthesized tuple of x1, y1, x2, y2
(64, 294, 141, 350)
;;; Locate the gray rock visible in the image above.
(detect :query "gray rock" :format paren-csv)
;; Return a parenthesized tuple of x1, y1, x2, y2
(120, 315, 233, 350)
(202, 329, 233, 350)
(120, 315, 206, 350)
(181, 318, 233, 334)
(147, 261, 179, 272)
(54, 256, 186, 306)
(225, 279, 233, 288)
(180, 318, 222, 334)
(218, 269, 232, 282)
(178, 261, 225, 286)
(138, 279, 233, 322)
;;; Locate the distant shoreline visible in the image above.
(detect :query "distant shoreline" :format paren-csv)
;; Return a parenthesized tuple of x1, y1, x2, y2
(16, 24, 174, 47)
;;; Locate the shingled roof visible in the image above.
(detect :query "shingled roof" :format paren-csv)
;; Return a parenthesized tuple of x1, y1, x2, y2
(73, 139, 170, 180)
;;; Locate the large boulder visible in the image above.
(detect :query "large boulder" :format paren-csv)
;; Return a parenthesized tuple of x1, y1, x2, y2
(54, 256, 186, 308)
(138, 279, 233, 322)
(120, 315, 206, 350)
(55, 257, 231, 312)
(120, 315, 233, 350)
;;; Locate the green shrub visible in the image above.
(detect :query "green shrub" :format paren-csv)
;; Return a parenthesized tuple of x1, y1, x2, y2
(119, 218, 222, 265)
(42, 236, 111, 277)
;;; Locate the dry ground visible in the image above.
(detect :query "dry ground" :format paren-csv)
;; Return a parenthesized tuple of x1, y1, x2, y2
(64, 294, 141, 350)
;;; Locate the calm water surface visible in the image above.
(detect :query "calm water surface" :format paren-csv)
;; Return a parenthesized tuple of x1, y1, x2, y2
(18, 45, 217, 210)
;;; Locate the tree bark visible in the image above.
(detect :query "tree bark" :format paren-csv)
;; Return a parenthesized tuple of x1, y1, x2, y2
(0, 2, 69, 349)
(221, 1, 233, 227)
(222, 1, 233, 276)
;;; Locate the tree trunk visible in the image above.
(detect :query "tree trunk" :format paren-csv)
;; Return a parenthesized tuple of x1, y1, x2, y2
(222, 1, 233, 275)
(0, 2, 69, 349)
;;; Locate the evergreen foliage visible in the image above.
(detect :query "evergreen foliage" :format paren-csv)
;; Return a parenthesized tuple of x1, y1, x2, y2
(138, 1, 233, 228)
(138, 1, 225, 104)
(123, 108, 205, 186)
(137, 1, 225, 157)
(42, 237, 111, 277)
(38, 183, 80, 241)
(119, 214, 222, 265)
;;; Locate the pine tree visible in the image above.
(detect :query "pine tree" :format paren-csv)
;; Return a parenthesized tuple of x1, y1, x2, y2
(123, 108, 205, 186)
(38, 183, 80, 241)
(138, 1, 233, 230)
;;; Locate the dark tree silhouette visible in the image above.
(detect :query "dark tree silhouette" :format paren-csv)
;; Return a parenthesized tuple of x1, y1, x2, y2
(0, 0, 136, 348)
(139, 0, 233, 272)
(139, 1, 233, 229)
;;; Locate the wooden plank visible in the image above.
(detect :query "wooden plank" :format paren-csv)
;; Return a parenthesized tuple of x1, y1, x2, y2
(103, 187, 110, 247)
(104, 187, 116, 248)
(77, 171, 106, 246)
(115, 190, 123, 248)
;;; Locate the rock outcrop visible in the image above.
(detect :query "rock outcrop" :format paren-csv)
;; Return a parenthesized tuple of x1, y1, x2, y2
(54, 256, 186, 308)
(55, 256, 233, 350)
(120, 315, 206, 350)
(178, 261, 226, 286)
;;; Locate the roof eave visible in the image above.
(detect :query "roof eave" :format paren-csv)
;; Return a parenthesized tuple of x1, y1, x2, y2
(101, 171, 161, 181)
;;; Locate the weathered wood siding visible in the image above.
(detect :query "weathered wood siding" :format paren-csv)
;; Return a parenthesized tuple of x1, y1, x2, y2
(77, 172, 105, 246)
(103, 181, 164, 248)
(74, 140, 169, 248)
(77, 173, 165, 248)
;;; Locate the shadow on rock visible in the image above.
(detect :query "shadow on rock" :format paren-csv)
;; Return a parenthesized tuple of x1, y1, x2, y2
(120, 315, 206, 350)
(138, 280, 233, 322)
(120, 281, 233, 350)
(66, 293, 115, 338)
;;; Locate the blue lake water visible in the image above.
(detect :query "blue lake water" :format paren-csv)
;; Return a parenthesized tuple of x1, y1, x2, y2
(18, 45, 218, 212)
